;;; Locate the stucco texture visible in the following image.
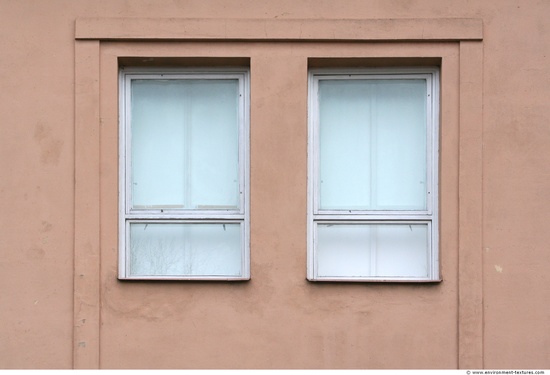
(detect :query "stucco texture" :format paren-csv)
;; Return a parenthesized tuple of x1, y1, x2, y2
(0, 0, 549, 369)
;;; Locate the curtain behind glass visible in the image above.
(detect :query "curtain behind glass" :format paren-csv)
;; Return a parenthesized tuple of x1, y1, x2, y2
(316, 223, 429, 278)
(131, 79, 240, 210)
(318, 79, 427, 211)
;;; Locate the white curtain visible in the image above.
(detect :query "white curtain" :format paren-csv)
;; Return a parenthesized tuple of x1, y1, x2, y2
(317, 223, 429, 278)
(131, 79, 240, 209)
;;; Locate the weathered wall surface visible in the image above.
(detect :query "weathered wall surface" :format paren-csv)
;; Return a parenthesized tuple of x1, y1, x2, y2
(0, 0, 549, 369)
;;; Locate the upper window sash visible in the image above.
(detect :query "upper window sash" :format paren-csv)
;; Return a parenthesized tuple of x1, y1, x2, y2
(309, 68, 439, 217)
(119, 69, 249, 218)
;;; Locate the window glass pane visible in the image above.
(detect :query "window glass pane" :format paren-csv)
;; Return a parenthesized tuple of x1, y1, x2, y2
(188, 80, 240, 209)
(131, 79, 240, 210)
(374, 80, 427, 209)
(318, 79, 427, 210)
(319, 80, 372, 209)
(129, 222, 242, 277)
(316, 223, 429, 278)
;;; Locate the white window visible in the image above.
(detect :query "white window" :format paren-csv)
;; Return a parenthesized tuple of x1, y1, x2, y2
(307, 68, 439, 282)
(119, 68, 250, 280)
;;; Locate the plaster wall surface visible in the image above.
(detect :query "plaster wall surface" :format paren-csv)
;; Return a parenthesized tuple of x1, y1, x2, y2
(0, 0, 549, 369)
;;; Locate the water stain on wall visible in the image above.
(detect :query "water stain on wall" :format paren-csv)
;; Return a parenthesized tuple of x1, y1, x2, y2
(33, 122, 63, 165)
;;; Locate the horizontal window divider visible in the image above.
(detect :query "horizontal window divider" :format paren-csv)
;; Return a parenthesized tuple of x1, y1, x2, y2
(314, 210, 432, 216)
(127, 209, 244, 216)
(312, 215, 433, 222)
(125, 216, 245, 222)
(311, 276, 441, 283)
(131, 205, 241, 210)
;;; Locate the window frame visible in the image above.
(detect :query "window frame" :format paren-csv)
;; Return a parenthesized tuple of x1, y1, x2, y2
(307, 67, 440, 282)
(118, 67, 250, 280)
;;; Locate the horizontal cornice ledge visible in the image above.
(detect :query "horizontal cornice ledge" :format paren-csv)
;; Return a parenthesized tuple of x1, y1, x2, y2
(75, 18, 483, 42)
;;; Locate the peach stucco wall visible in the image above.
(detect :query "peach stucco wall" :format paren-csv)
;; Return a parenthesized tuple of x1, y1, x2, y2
(1, 0, 549, 369)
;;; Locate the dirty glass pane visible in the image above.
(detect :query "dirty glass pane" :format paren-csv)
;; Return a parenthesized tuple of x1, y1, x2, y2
(129, 223, 242, 277)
